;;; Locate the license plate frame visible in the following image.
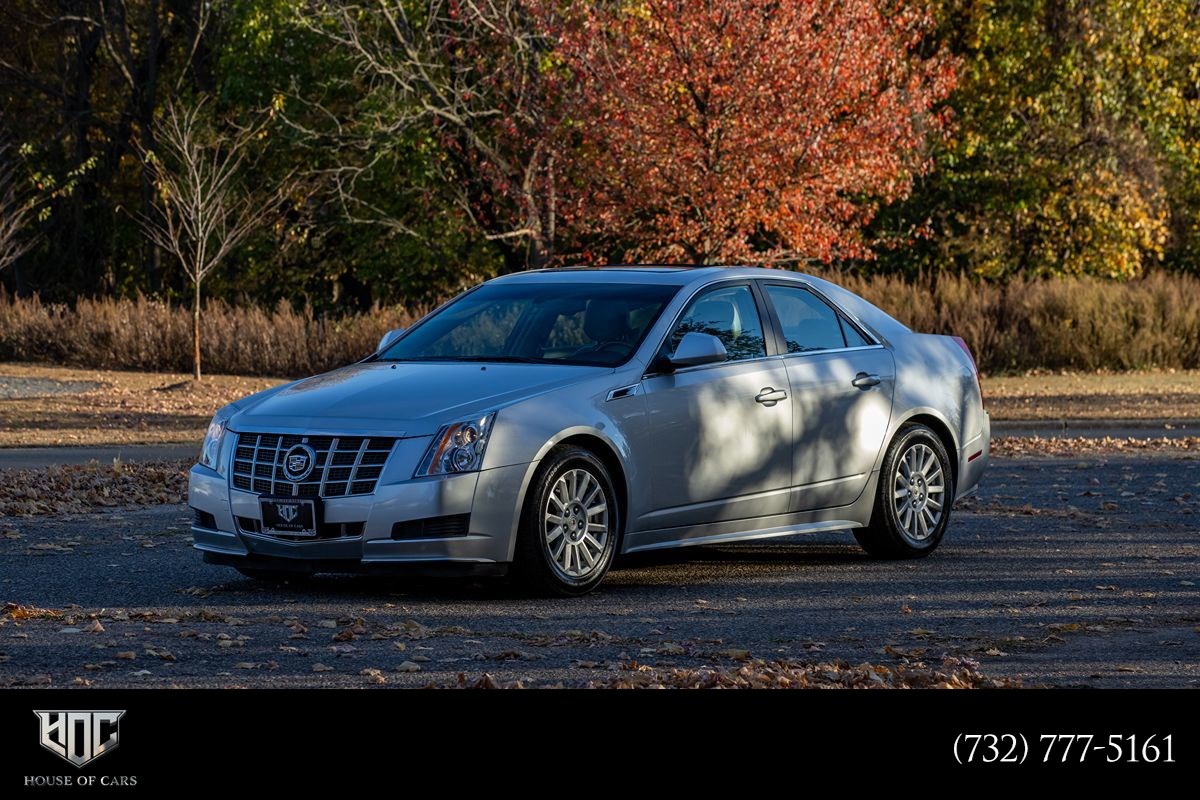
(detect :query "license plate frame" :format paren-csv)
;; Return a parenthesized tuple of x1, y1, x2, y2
(259, 496, 320, 538)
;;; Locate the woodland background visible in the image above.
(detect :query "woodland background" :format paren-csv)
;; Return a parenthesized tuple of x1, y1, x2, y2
(1, 1, 1198, 376)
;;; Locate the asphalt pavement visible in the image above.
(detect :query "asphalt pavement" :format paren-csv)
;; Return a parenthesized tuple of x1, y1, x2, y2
(0, 444, 198, 469)
(0, 452, 1196, 688)
(991, 419, 1199, 439)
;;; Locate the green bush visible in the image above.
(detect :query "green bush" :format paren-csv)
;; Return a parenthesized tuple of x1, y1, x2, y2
(1, 272, 1197, 376)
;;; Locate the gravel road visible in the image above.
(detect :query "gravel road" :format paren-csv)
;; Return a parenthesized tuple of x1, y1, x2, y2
(0, 453, 1196, 688)
(0, 444, 198, 469)
(0, 376, 102, 400)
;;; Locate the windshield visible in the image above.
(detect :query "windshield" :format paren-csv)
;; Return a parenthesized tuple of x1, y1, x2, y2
(379, 281, 680, 367)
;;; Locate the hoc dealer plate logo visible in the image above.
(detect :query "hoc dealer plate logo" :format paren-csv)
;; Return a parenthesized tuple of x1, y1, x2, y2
(34, 710, 124, 768)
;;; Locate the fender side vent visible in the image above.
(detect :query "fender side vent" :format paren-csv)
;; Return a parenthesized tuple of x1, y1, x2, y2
(391, 514, 471, 540)
(606, 384, 641, 401)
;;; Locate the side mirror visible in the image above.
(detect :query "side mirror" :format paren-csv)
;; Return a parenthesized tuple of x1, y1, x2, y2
(660, 332, 728, 371)
(376, 327, 406, 353)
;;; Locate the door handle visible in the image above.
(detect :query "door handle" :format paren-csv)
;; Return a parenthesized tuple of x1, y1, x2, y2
(755, 387, 788, 406)
(852, 372, 881, 388)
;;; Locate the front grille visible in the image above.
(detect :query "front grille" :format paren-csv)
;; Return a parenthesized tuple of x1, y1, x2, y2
(391, 514, 471, 540)
(231, 433, 396, 498)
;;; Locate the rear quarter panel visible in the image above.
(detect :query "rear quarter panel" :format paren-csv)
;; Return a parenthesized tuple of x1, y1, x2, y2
(887, 332, 988, 499)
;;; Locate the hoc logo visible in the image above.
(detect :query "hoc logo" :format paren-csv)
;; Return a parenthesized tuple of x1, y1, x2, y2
(34, 711, 125, 768)
(277, 504, 300, 523)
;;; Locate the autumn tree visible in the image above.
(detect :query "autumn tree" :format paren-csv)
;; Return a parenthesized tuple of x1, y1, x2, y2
(554, 0, 955, 265)
(299, 1, 565, 272)
(0, 1, 214, 296)
(0, 142, 38, 275)
(872, 0, 1200, 279)
(136, 99, 290, 380)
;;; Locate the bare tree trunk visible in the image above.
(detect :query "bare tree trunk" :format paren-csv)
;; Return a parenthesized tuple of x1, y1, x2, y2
(134, 99, 290, 380)
(192, 279, 201, 380)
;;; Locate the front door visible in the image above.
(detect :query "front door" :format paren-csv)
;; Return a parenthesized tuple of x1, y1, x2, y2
(635, 283, 792, 531)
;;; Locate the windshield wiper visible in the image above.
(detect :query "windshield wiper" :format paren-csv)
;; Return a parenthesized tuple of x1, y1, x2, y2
(450, 355, 543, 363)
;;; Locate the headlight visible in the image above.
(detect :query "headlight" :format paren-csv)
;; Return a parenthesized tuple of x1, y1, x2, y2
(415, 413, 496, 478)
(200, 407, 235, 471)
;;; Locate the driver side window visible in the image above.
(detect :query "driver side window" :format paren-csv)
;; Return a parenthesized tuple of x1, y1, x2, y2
(668, 284, 767, 363)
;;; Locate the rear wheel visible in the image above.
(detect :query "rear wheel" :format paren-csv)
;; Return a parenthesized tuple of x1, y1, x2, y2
(854, 424, 953, 559)
(513, 446, 619, 596)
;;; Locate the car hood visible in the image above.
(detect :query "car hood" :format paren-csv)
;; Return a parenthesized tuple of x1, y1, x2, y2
(230, 361, 607, 437)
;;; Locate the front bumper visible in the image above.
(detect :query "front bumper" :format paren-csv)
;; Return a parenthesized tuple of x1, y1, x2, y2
(188, 438, 532, 572)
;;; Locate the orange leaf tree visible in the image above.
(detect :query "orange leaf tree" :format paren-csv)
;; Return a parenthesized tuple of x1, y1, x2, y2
(554, 0, 956, 265)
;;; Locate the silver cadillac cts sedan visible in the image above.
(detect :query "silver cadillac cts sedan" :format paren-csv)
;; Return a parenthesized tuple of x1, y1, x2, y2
(189, 267, 989, 595)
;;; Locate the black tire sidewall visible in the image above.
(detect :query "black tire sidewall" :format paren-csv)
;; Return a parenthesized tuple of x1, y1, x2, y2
(520, 447, 619, 595)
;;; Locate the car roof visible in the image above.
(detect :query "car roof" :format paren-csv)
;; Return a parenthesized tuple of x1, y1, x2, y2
(488, 265, 814, 287)
(486, 265, 912, 341)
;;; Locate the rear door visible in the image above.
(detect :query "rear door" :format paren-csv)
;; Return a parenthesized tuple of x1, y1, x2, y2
(634, 282, 792, 531)
(759, 282, 895, 511)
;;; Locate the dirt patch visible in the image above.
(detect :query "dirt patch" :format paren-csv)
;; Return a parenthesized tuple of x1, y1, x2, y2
(0, 363, 281, 447)
(982, 370, 1200, 421)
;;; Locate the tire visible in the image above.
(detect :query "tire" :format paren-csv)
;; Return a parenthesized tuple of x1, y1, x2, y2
(513, 446, 620, 596)
(854, 424, 954, 559)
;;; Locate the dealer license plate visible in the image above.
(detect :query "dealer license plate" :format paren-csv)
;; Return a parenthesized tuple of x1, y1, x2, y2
(259, 497, 319, 537)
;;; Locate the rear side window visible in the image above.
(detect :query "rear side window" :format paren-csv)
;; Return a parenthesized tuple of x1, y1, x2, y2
(668, 284, 767, 362)
(764, 284, 853, 353)
(840, 318, 871, 347)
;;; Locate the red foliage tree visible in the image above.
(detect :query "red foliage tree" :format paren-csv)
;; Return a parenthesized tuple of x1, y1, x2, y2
(555, 0, 956, 265)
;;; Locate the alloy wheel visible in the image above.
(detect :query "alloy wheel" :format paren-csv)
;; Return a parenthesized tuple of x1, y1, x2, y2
(544, 467, 610, 580)
(892, 442, 945, 541)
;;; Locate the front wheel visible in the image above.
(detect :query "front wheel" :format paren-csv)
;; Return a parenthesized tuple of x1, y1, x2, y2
(513, 446, 619, 596)
(854, 424, 954, 559)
